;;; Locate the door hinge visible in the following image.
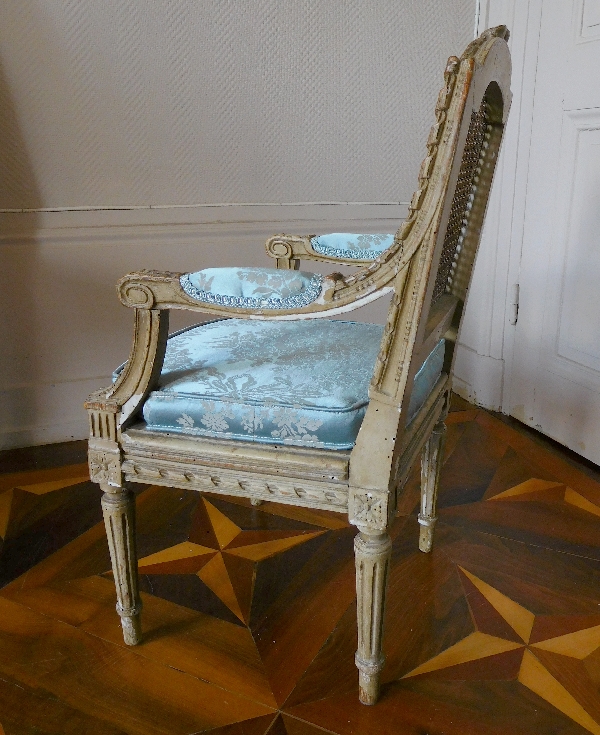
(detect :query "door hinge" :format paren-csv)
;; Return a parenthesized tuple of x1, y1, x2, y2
(509, 283, 520, 325)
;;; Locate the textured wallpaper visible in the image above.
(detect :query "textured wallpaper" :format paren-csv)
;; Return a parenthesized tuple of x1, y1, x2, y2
(0, 1, 474, 209)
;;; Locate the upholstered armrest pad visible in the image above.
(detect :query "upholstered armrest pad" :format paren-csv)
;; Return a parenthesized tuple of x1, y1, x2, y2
(310, 233, 394, 261)
(180, 267, 324, 310)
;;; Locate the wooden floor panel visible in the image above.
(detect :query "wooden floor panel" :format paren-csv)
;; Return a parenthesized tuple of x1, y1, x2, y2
(0, 674, 130, 735)
(198, 714, 277, 735)
(0, 596, 273, 735)
(285, 679, 592, 735)
(1, 401, 599, 734)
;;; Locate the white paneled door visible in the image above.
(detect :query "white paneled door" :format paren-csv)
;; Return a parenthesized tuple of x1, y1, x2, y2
(507, 0, 600, 463)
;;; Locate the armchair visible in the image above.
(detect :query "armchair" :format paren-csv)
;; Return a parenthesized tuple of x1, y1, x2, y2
(86, 27, 511, 706)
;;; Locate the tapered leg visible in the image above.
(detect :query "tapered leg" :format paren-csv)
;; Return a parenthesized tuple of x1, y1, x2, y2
(354, 529, 392, 705)
(418, 419, 447, 553)
(101, 484, 142, 645)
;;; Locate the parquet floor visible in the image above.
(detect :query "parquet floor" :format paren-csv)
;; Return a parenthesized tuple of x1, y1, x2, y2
(1, 401, 600, 734)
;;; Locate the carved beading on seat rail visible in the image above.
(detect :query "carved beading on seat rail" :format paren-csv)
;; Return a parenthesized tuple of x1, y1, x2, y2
(122, 457, 349, 511)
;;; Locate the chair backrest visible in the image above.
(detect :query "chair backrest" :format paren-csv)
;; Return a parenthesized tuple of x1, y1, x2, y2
(349, 27, 511, 482)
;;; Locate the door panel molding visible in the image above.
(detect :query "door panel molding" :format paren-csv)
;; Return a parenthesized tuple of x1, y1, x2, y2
(546, 109, 600, 387)
(580, 0, 600, 40)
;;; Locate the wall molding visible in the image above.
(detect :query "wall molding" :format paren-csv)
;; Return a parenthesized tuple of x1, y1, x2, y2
(0, 201, 409, 215)
(0, 3, 474, 209)
(0, 202, 408, 242)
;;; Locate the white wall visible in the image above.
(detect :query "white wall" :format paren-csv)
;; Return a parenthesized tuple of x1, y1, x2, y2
(0, 2, 475, 209)
(0, 2, 476, 449)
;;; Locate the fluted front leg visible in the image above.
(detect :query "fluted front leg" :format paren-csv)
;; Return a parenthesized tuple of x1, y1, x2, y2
(101, 484, 142, 645)
(418, 420, 447, 553)
(354, 529, 392, 705)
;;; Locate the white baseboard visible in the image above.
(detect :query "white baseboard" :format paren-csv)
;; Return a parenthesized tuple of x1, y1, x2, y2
(0, 419, 91, 451)
(0, 376, 108, 450)
(453, 343, 504, 411)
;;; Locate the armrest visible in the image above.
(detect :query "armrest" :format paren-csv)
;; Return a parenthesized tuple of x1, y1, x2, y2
(88, 232, 415, 444)
(116, 265, 391, 318)
(265, 233, 395, 268)
(93, 263, 388, 435)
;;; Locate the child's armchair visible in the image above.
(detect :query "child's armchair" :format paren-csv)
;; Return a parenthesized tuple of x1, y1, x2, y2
(86, 27, 511, 706)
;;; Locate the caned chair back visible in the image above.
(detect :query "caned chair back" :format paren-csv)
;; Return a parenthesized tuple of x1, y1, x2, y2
(360, 30, 510, 423)
(349, 27, 511, 486)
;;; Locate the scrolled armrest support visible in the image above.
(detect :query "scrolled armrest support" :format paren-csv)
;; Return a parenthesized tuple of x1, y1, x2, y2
(265, 234, 313, 269)
(117, 269, 186, 309)
(85, 307, 169, 436)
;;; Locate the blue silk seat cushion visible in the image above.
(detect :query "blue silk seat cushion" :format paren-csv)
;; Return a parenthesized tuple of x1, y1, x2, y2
(139, 319, 445, 450)
(311, 233, 394, 261)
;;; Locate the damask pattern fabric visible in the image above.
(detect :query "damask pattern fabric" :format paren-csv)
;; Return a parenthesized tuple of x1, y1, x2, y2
(138, 319, 446, 450)
(180, 267, 323, 309)
(311, 233, 394, 261)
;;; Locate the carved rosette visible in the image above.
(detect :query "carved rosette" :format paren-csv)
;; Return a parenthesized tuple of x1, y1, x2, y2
(348, 489, 391, 531)
(89, 449, 122, 487)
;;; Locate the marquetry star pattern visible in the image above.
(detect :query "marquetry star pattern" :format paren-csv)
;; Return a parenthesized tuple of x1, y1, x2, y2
(404, 566, 600, 735)
(0, 466, 90, 541)
(487, 477, 600, 516)
(136, 497, 325, 624)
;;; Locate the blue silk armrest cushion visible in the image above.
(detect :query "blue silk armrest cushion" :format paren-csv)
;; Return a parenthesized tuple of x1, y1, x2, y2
(180, 267, 323, 309)
(310, 233, 394, 260)
(178, 239, 396, 311)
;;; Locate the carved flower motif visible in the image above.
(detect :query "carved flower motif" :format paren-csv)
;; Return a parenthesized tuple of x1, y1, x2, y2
(353, 492, 385, 527)
(89, 452, 119, 483)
